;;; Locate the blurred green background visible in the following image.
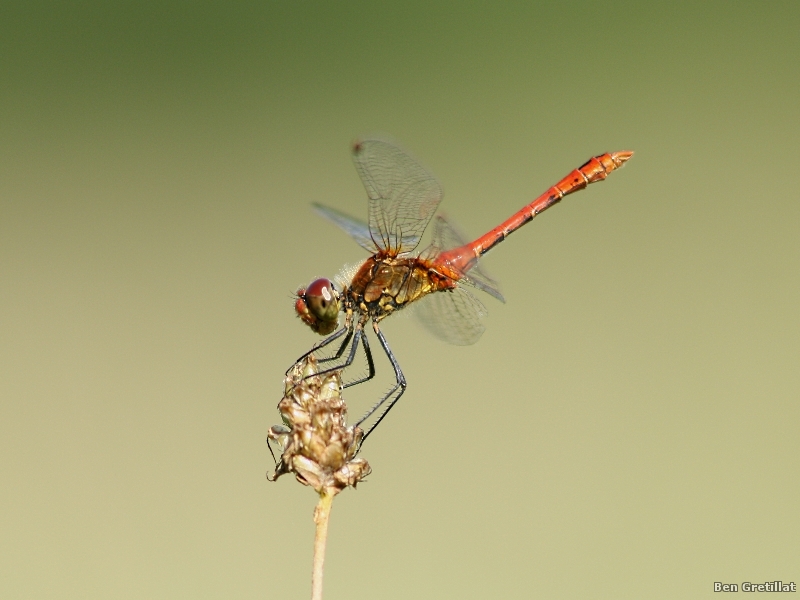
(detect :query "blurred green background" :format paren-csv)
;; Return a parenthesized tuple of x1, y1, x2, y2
(1, 2, 798, 598)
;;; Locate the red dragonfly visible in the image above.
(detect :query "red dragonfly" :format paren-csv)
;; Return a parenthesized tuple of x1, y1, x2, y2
(294, 138, 632, 442)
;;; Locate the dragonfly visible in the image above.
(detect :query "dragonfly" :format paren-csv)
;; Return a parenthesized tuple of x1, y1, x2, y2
(293, 138, 633, 443)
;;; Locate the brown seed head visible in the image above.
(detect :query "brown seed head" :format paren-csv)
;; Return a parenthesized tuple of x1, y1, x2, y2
(268, 355, 370, 495)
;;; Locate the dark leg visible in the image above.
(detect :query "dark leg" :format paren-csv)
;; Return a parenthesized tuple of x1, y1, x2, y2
(307, 325, 366, 380)
(342, 330, 375, 389)
(356, 321, 407, 443)
(317, 330, 354, 364)
(286, 325, 351, 376)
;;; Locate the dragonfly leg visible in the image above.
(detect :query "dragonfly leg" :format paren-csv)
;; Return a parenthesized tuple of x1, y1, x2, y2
(305, 323, 365, 381)
(356, 321, 406, 443)
(286, 324, 351, 376)
(342, 330, 375, 389)
(316, 328, 355, 365)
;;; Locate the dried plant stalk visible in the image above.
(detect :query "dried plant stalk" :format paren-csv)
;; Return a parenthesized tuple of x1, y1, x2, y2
(311, 489, 334, 600)
(268, 356, 371, 599)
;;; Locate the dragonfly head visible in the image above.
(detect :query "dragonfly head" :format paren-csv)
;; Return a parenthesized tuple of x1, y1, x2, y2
(295, 278, 340, 336)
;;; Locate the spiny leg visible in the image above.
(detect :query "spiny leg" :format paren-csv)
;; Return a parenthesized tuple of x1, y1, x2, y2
(357, 320, 407, 443)
(317, 329, 355, 365)
(307, 323, 366, 381)
(287, 324, 351, 376)
(342, 330, 375, 389)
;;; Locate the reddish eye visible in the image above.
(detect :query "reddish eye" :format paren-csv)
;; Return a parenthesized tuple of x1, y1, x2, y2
(295, 278, 339, 335)
(306, 278, 334, 303)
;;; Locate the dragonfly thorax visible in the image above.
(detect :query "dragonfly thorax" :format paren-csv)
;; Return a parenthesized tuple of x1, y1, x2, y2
(345, 254, 455, 322)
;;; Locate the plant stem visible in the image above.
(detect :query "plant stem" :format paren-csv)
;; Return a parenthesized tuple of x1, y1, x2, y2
(311, 489, 335, 600)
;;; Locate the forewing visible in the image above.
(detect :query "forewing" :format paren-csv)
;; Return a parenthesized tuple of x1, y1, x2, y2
(427, 215, 505, 303)
(413, 287, 488, 346)
(312, 203, 377, 253)
(352, 138, 443, 254)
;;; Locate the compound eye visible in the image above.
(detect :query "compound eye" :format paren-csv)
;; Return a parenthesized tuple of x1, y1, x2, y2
(301, 278, 339, 334)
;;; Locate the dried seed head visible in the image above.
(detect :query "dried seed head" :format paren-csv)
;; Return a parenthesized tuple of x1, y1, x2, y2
(268, 355, 370, 495)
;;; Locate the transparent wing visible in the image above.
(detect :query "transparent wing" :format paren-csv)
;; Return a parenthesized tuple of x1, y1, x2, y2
(413, 287, 488, 346)
(423, 215, 505, 303)
(352, 138, 443, 254)
(312, 203, 377, 253)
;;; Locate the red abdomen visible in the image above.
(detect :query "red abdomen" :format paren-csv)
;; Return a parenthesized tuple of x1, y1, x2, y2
(433, 151, 633, 277)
